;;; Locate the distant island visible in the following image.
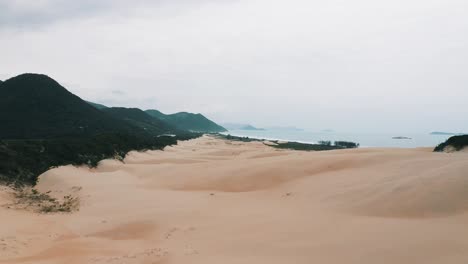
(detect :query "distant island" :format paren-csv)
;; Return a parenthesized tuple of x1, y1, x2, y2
(222, 123, 265, 131)
(265, 126, 304, 131)
(239, 124, 265, 131)
(430, 132, 464, 136)
(392, 136, 412, 140)
(222, 124, 306, 131)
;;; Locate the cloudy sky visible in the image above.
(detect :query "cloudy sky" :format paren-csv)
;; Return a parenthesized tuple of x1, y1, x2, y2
(1, 0, 467, 133)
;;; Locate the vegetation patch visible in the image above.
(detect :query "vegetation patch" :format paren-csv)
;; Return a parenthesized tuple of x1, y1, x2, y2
(434, 135, 468, 152)
(7, 188, 79, 213)
(0, 133, 201, 186)
(0, 73, 205, 186)
(217, 134, 359, 151)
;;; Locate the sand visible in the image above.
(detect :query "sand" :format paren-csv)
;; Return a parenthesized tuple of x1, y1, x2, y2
(1, 135, 468, 264)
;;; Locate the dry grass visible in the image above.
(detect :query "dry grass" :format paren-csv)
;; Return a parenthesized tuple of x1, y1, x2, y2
(10, 188, 79, 213)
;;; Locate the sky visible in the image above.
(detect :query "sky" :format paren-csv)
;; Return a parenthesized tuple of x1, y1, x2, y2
(1, 0, 467, 133)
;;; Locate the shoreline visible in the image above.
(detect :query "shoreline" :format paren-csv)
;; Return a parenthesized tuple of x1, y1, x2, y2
(221, 130, 451, 148)
(216, 133, 425, 150)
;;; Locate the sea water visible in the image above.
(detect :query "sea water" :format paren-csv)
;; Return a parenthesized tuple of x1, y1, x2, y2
(222, 130, 454, 148)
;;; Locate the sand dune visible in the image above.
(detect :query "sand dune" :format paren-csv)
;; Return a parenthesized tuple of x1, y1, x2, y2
(1, 135, 468, 263)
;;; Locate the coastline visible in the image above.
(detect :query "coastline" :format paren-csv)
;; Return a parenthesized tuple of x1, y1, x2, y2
(219, 131, 319, 145)
(222, 130, 451, 148)
(1, 135, 467, 263)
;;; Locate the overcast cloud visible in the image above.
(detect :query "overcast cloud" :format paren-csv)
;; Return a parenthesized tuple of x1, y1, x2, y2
(1, 0, 467, 133)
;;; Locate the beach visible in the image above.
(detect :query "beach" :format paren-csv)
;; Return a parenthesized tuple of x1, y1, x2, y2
(1, 135, 468, 264)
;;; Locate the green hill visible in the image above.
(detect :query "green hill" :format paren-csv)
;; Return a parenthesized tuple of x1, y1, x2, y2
(0, 73, 200, 186)
(145, 109, 165, 119)
(0, 73, 140, 139)
(146, 110, 226, 133)
(102, 107, 178, 135)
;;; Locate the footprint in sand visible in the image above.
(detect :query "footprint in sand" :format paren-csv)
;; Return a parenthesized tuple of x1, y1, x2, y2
(71, 186, 82, 192)
(184, 226, 197, 233)
(165, 227, 179, 239)
(165, 226, 197, 240)
(184, 245, 199, 256)
(0, 235, 30, 258)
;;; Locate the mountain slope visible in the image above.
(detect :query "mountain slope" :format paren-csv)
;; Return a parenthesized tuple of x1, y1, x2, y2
(145, 109, 165, 119)
(0, 73, 140, 139)
(0, 73, 201, 185)
(102, 107, 177, 135)
(87, 101, 108, 110)
(146, 110, 226, 132)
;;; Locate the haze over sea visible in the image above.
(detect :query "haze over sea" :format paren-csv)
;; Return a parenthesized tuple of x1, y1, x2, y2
(223, 129, 455, 148)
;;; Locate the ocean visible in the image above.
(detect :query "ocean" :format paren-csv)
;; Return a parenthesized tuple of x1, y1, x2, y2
(222, 130, 453, 148)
